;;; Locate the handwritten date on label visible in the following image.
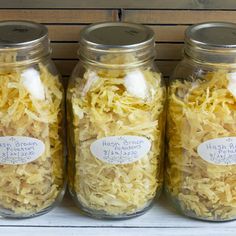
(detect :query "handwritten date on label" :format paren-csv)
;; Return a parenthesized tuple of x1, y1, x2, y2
(90, 136, 151, 164)
(197, 137, 236, 165)
(0, 136, 45, 165)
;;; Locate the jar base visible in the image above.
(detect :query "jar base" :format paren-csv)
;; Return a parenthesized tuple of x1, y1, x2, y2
(164, 186, 236, 222)
(79, 203, 153, 220)
(69, 189, 159, 220)
(0, 187, 66, 219)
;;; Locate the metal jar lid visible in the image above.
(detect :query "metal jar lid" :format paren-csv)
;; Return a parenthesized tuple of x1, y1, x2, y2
(185, 22, 236, 50)
(0, 20, 48, 48)
(79, 22, 155, 51)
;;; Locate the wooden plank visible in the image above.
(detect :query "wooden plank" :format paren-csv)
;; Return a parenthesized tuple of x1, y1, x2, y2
(151, 25, 187, 42)
(47, 25, 187, 42)
(51, 43, 183, 60)
(123, 10, 236, 24)
(0, 10, 118, 23)
(1, 227, 236, 236)
(53, 60, 179, 77)
(2, 0, 236, 9)
(51, 43, 78, 59)
(156, 44, 183, 60)
(48, 25, 85, 42)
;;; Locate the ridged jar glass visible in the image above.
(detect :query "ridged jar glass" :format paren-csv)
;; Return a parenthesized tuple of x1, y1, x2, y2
(67, 22, 166, 219)
(166, 22, 236, 221)
(0, 21, 65, 218)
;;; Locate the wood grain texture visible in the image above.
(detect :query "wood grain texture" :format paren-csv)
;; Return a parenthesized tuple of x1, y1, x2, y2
(48, 25, 85, 42)
(151, 25, 187, 42)
(2, 0, 236, 9)
(123, 10, 236, 24)
(0, 10, 118, 23)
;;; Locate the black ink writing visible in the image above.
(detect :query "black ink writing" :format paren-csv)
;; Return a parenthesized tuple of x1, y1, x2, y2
(0, 137, 44, 164)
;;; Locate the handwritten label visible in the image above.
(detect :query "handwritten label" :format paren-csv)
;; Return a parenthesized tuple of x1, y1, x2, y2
(90, 136, 151, 164)
(197, 137, 236, 165)
(0, 136, 45, 165)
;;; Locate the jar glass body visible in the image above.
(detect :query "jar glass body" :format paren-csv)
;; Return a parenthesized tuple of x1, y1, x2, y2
(67, 54, 166, 219)
(0, 55, 65, 218)
(166, 55, 236, 221)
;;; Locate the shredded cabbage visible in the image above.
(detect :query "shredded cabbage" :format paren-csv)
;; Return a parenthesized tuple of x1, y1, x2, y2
(0, 63, 64, 216)
(68, 61, 165, 216)
(166, 70, 236, 221)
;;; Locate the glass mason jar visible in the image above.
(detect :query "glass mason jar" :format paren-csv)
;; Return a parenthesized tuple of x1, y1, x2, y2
(166, 22, 236, 221)
(67, 22, 166, 219)
(0, 21, 65, 218)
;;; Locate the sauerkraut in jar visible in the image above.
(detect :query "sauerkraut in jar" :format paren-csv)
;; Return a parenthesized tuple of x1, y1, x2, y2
(67, 22, 166, 219)
(0, 21, 65, 218)
(166, 22, 236, 221)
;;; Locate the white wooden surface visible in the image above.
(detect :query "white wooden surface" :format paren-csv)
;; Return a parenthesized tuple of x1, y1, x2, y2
(1, 192, 236, 236)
